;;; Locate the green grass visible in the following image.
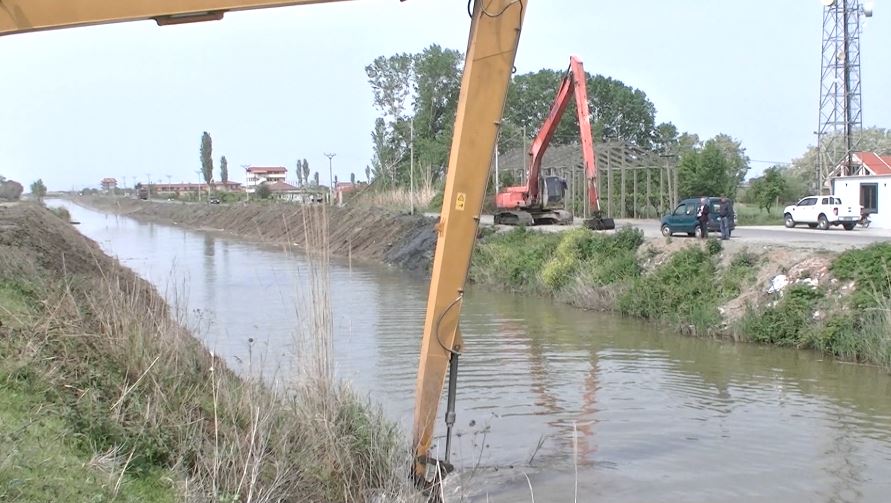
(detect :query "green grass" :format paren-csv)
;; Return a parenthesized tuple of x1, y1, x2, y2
(734, 203, 783, 226)
(739, 285, 823, 346)
(830, 243, 891, 308)
(617, 246, 721, 334)
(470, 226, 644, 294)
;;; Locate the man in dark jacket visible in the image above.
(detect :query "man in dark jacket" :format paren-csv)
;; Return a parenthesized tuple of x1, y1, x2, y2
(696, 197, 710, 239)
(718, 196, 732, 240)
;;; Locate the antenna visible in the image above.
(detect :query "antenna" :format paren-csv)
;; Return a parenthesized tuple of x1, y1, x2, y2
(815, 0, 873, 191)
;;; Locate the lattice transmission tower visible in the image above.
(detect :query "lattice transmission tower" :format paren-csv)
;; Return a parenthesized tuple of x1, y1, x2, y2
(816, 0, 874, 191)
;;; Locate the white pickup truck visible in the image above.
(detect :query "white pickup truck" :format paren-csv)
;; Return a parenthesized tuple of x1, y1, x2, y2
(783, 195, 861, 231)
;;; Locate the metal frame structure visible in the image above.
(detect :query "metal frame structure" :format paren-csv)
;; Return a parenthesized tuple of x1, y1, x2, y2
(816, 0, 873, 188)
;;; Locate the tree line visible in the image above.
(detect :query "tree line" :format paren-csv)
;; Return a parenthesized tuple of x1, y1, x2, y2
(365, 44, 751, 201)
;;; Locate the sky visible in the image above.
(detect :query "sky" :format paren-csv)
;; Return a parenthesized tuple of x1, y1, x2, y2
(1, 0, 888, 191)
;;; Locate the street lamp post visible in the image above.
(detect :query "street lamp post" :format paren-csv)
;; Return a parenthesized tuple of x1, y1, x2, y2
(324, 152, 336, 205)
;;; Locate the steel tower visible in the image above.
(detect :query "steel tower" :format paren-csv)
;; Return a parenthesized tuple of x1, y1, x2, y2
(816, 0, 873, 190)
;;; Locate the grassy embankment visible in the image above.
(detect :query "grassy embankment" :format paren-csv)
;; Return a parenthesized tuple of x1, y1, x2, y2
(0, 203, 413, 502)
(470, 226, 891, 367)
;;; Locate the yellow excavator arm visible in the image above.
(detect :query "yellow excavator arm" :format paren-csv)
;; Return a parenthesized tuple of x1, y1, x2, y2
(410, 0, 525, 483)
(0, 0, 355, 35)
(1, 0, 528, 487)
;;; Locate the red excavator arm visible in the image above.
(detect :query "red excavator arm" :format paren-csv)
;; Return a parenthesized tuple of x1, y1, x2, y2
(494, 56, 614, 230)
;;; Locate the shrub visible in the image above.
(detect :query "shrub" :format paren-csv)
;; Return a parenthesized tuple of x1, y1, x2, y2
(618, 247, 720, 333)
(706, 237, 722, 256)
(831, 243, 891, 308)
(740, 285, 822, 346)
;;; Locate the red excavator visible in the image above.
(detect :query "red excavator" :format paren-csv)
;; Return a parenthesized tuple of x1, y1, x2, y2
(494, 55, 615, 230)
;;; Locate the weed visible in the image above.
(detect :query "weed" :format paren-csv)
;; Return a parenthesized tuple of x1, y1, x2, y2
(740, 285, 822, 346)
(705, 237, 722, 256)
(618, 246, 720, 334)
(831, 243, 891, 308)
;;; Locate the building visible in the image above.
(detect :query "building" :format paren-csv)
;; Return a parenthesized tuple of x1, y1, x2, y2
(148, 181, 242, 197)
(334, 181, 367, 205)
(244, 166, 287, 193)
(100, 177, 118, 192)
(829, 151, 891, 228)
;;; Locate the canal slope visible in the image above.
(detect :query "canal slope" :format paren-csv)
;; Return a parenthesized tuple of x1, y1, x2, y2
(75, 196, 891, 369)
(77, 196, 437, 274)
(0, 202, 413, 501)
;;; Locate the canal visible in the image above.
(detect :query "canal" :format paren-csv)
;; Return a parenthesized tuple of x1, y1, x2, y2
(57, 200, 891, 502)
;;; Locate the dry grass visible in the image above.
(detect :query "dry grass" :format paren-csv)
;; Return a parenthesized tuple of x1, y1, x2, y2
(350, 186, 436, 213)
(0, 203, 417, 502)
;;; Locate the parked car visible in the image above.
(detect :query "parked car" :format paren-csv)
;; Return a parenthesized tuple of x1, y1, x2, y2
(660, 197, 735, 237)
(783, 195, 860, 230)
(209, 197, 221, 205)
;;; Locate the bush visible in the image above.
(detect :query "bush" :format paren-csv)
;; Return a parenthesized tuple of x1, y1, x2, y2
(831, 243, 891, 308)
(706, 237, 722, 256)
(47, 206, 71, 222)
(618, 247, 720, 333)
(470, 227, 560, 291)
(740, 285, 822, 346)
(812, 312, 891, 366)
(0, 178, 24, 201)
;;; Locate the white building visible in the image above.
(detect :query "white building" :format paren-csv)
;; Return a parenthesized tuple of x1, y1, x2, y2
(829, 151, 891, 228)
(244, 166, 287, 193)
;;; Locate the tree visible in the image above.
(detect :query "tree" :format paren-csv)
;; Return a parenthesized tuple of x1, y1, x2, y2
(366, 45, 463, 187)
(709, 133, 750, 193)
(200, 132, 214, 185)
(0, 176, 23, 201)
(255, 182, 271, 200)
(787, 126, 891, 195)
(350, 172, 356, 184)
(302, 159, 310, 185)
(296, 160, 304, 186)
(30, 179, 47, 201)
(334, 175, 339, 186)
(501, 66, 659, 149)
(748, 166, 788, 214)
(677, 135, 749, 199)
(678, 141, 730, 198)
(365, 165, 371, 183)
(220, 155, 228, 185)
(313, 172, 319, 186)
(653, 122, 680, 154)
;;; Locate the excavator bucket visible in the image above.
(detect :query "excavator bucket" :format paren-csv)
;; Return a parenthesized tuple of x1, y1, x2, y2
(584, 213, 616, 231)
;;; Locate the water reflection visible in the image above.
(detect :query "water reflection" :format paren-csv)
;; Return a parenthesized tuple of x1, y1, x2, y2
(54, 199, 891, 502)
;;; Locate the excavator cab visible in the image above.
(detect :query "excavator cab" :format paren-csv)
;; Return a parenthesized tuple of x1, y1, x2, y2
(541, 175, 568, 208)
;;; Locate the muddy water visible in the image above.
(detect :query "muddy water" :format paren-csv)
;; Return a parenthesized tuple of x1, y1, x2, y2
(58, 200, 891, 502)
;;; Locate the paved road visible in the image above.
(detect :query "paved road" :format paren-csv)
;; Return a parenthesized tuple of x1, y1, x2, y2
(613, 219, 890, 252)
(425, 212, 890, 252)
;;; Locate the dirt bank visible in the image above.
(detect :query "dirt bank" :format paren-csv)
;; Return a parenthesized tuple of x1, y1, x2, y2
(77, 197, 437, 274)
(0, 202, 413, 501)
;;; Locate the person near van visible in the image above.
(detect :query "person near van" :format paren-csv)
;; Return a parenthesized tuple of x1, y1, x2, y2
(696, 197, 709, 239)
(718, 196, 731, 240)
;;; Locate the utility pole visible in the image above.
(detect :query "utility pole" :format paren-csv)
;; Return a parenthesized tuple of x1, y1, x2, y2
(324, 152, 336, 205)
(522, 125, 528, 185)
(410, 119, 415, 215)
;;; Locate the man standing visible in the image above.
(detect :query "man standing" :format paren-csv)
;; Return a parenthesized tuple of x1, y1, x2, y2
(718, 196, 732, 240)
(696, 197, 710, 239)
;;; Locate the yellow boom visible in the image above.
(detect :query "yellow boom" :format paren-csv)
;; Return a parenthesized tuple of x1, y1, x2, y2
(1, 0, 528, 486)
